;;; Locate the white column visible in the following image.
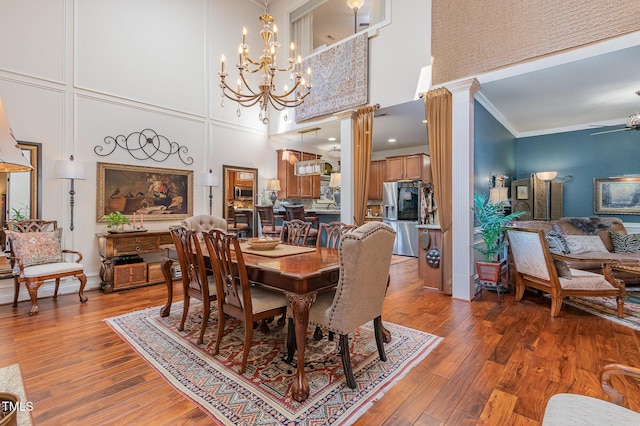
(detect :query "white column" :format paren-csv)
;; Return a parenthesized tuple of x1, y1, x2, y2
(446, 78, 480, 300)
(334, 110, 356, 224)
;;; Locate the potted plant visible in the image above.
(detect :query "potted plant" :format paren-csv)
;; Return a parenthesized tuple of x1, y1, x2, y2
(103, 211, 131, 232)
(472, 192, 524, 284)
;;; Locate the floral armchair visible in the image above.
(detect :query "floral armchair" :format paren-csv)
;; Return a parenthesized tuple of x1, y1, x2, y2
(6, 220, 87, 315)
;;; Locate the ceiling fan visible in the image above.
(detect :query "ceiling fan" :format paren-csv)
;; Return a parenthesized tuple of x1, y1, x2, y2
(591, 91, 640, 135)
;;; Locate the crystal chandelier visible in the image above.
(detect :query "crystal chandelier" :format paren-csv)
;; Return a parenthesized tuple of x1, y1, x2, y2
(218, 0, 312, 124)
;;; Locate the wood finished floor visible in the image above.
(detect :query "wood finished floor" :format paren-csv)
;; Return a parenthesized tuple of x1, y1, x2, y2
(1, 258, 640, 425)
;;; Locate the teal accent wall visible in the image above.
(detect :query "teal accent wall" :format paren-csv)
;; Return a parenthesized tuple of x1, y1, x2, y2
(473, 102, 516, 196)
(515, 126, 640, 221)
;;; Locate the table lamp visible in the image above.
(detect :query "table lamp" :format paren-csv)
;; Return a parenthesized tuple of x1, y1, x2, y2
(266, 179, 281, 207)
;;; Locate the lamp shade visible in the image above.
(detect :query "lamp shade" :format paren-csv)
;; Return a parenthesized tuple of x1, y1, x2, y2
(489, 187, 509, 204)
(200, 170, 219, 187)
(55, 157, 86, 180)
(266, 179, 281, 191)
(347, 0, 365, 10)
(329, 172, 341, 188)
(536, 171, 558, 181)
(0, 96, 33, 173)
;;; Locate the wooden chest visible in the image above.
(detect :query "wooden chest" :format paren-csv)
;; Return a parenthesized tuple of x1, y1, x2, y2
(113, 262, 148, 289)
(147, 262, 164, 282)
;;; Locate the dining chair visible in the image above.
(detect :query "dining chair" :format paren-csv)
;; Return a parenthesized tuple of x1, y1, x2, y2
(313, 221, 357, 340)
(180, 215, 227, 237)
(543, 363, 640, 424)
(255, 205, 282, 238)
(284, 204, 318, 244)
(169, 226, 217, 345)
(506, 227, 626, 317)
(227, 205, 250, 237)
(280, 219, 311, 246)
(203, 228, 287, 374)
(6, 219, 88, 315)
(316, 222, 357, 248)
(286, 221, 396, 388)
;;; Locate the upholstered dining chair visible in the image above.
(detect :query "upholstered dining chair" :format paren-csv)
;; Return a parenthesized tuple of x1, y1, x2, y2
(280, 219, 311, 246)
(227, 205, 250, 237)
(313, 221, 356, 340)
(286, 221, 396, 388)
(5, 219, 87, 315)
(506, 227, 626, 317)
(203, 228, 287, 374)
(169, 226, 217, 345)
(543, 363, 640, 425)
(255, 205, 282, 238)
(181, 214, 227, 234)
(283, 204, 318, 244)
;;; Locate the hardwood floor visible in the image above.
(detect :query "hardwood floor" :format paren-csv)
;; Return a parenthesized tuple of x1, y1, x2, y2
(1, 258, 640, 425)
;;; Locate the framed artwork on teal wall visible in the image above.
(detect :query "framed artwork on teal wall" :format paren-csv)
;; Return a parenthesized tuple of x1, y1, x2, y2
(594, 177, 640, 215)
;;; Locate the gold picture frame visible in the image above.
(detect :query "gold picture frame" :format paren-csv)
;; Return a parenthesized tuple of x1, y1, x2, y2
(96, 162, 193, 221)
(594, 177, 640, 215)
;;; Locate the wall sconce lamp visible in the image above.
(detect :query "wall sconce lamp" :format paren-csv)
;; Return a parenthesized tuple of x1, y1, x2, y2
(536, 171, 558, 221)
(55, 155, 86, 231)
(0, 96, 33, 172)
(200, 169, 219, 216)
(266, 179, 281, 207)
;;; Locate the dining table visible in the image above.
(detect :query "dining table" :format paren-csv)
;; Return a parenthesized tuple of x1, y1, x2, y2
(159, 241, 342, 402)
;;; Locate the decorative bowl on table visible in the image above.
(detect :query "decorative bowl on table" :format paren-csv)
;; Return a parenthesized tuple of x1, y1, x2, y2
(246, 237, 282, 250)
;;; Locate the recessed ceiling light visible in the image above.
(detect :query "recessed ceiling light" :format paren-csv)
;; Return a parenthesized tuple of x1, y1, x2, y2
(388, 138, 396, 143)
(328, 137, 336, 141)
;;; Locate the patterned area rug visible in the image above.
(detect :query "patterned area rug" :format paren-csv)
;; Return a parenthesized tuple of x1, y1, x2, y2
(106, 302, 441, 426)
(564, 291, 640, 331)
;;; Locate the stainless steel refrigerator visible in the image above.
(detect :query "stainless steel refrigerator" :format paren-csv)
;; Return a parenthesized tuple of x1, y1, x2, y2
(382, 181, 420, 257)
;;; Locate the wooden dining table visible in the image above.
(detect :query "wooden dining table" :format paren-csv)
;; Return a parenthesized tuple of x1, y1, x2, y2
(159, 242, 341, 402)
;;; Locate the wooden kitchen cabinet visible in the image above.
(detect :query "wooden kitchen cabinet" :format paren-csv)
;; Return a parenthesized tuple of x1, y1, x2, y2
(277, 149, 320, 199)
(368, 160, 387, 200)
(385, 154, 431, 181)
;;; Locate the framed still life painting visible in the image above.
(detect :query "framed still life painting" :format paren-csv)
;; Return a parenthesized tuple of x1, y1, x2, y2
(96, 162, 193, 221)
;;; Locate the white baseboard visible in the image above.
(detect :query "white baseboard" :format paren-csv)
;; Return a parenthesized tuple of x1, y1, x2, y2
(0, 274, 102, 307)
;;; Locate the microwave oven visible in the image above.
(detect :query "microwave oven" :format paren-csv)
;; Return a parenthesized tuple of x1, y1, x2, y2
(234, 187, 253, 199)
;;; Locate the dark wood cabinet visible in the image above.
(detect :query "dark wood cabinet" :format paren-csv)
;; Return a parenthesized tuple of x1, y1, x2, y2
(368, 160, 387, 200)
(277, 149, 320, 199)
(418, 226, 442, 290)
(96, 230, 174, 293)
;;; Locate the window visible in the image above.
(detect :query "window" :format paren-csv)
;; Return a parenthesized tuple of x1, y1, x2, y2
(290, 0, 389, 58)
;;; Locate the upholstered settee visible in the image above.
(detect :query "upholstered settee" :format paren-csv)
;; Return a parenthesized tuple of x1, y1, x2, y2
(508, 217, 640, 286)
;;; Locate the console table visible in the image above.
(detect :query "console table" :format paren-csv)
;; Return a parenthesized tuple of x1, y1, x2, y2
(96, 230, 173, 293)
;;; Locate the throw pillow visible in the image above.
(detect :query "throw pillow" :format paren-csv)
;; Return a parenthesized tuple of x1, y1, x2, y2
(545, 231, 569, 255)
(10, 229, 63, 267)
(544, 232, 571, 278)
(554, 259, 572, 279)
(562, 235, 609, 254)
(610, 232, 640, 253)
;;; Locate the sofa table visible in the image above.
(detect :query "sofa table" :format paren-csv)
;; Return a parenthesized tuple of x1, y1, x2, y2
(96, 230, 174, 293)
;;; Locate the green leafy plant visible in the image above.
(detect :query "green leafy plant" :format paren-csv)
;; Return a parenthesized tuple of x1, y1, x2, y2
(103, 211, 131, 227)
(472, 192, 524, 262)
(9, 207, 28, 221)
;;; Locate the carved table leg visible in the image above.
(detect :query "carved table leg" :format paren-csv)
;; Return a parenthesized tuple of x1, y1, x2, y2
(100, 259, 114, 294)
(286, 291, 317, 403)
(160, 257, 174, 317)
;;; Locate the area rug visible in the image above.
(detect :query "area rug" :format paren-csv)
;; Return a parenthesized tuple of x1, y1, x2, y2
(563, 291, 640, 331)
(0, 363, 33, 426)
(106, 302, 441, 425)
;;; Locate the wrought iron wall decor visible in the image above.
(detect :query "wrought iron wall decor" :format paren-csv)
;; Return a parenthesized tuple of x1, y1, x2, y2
(95, 128, 193, 165)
